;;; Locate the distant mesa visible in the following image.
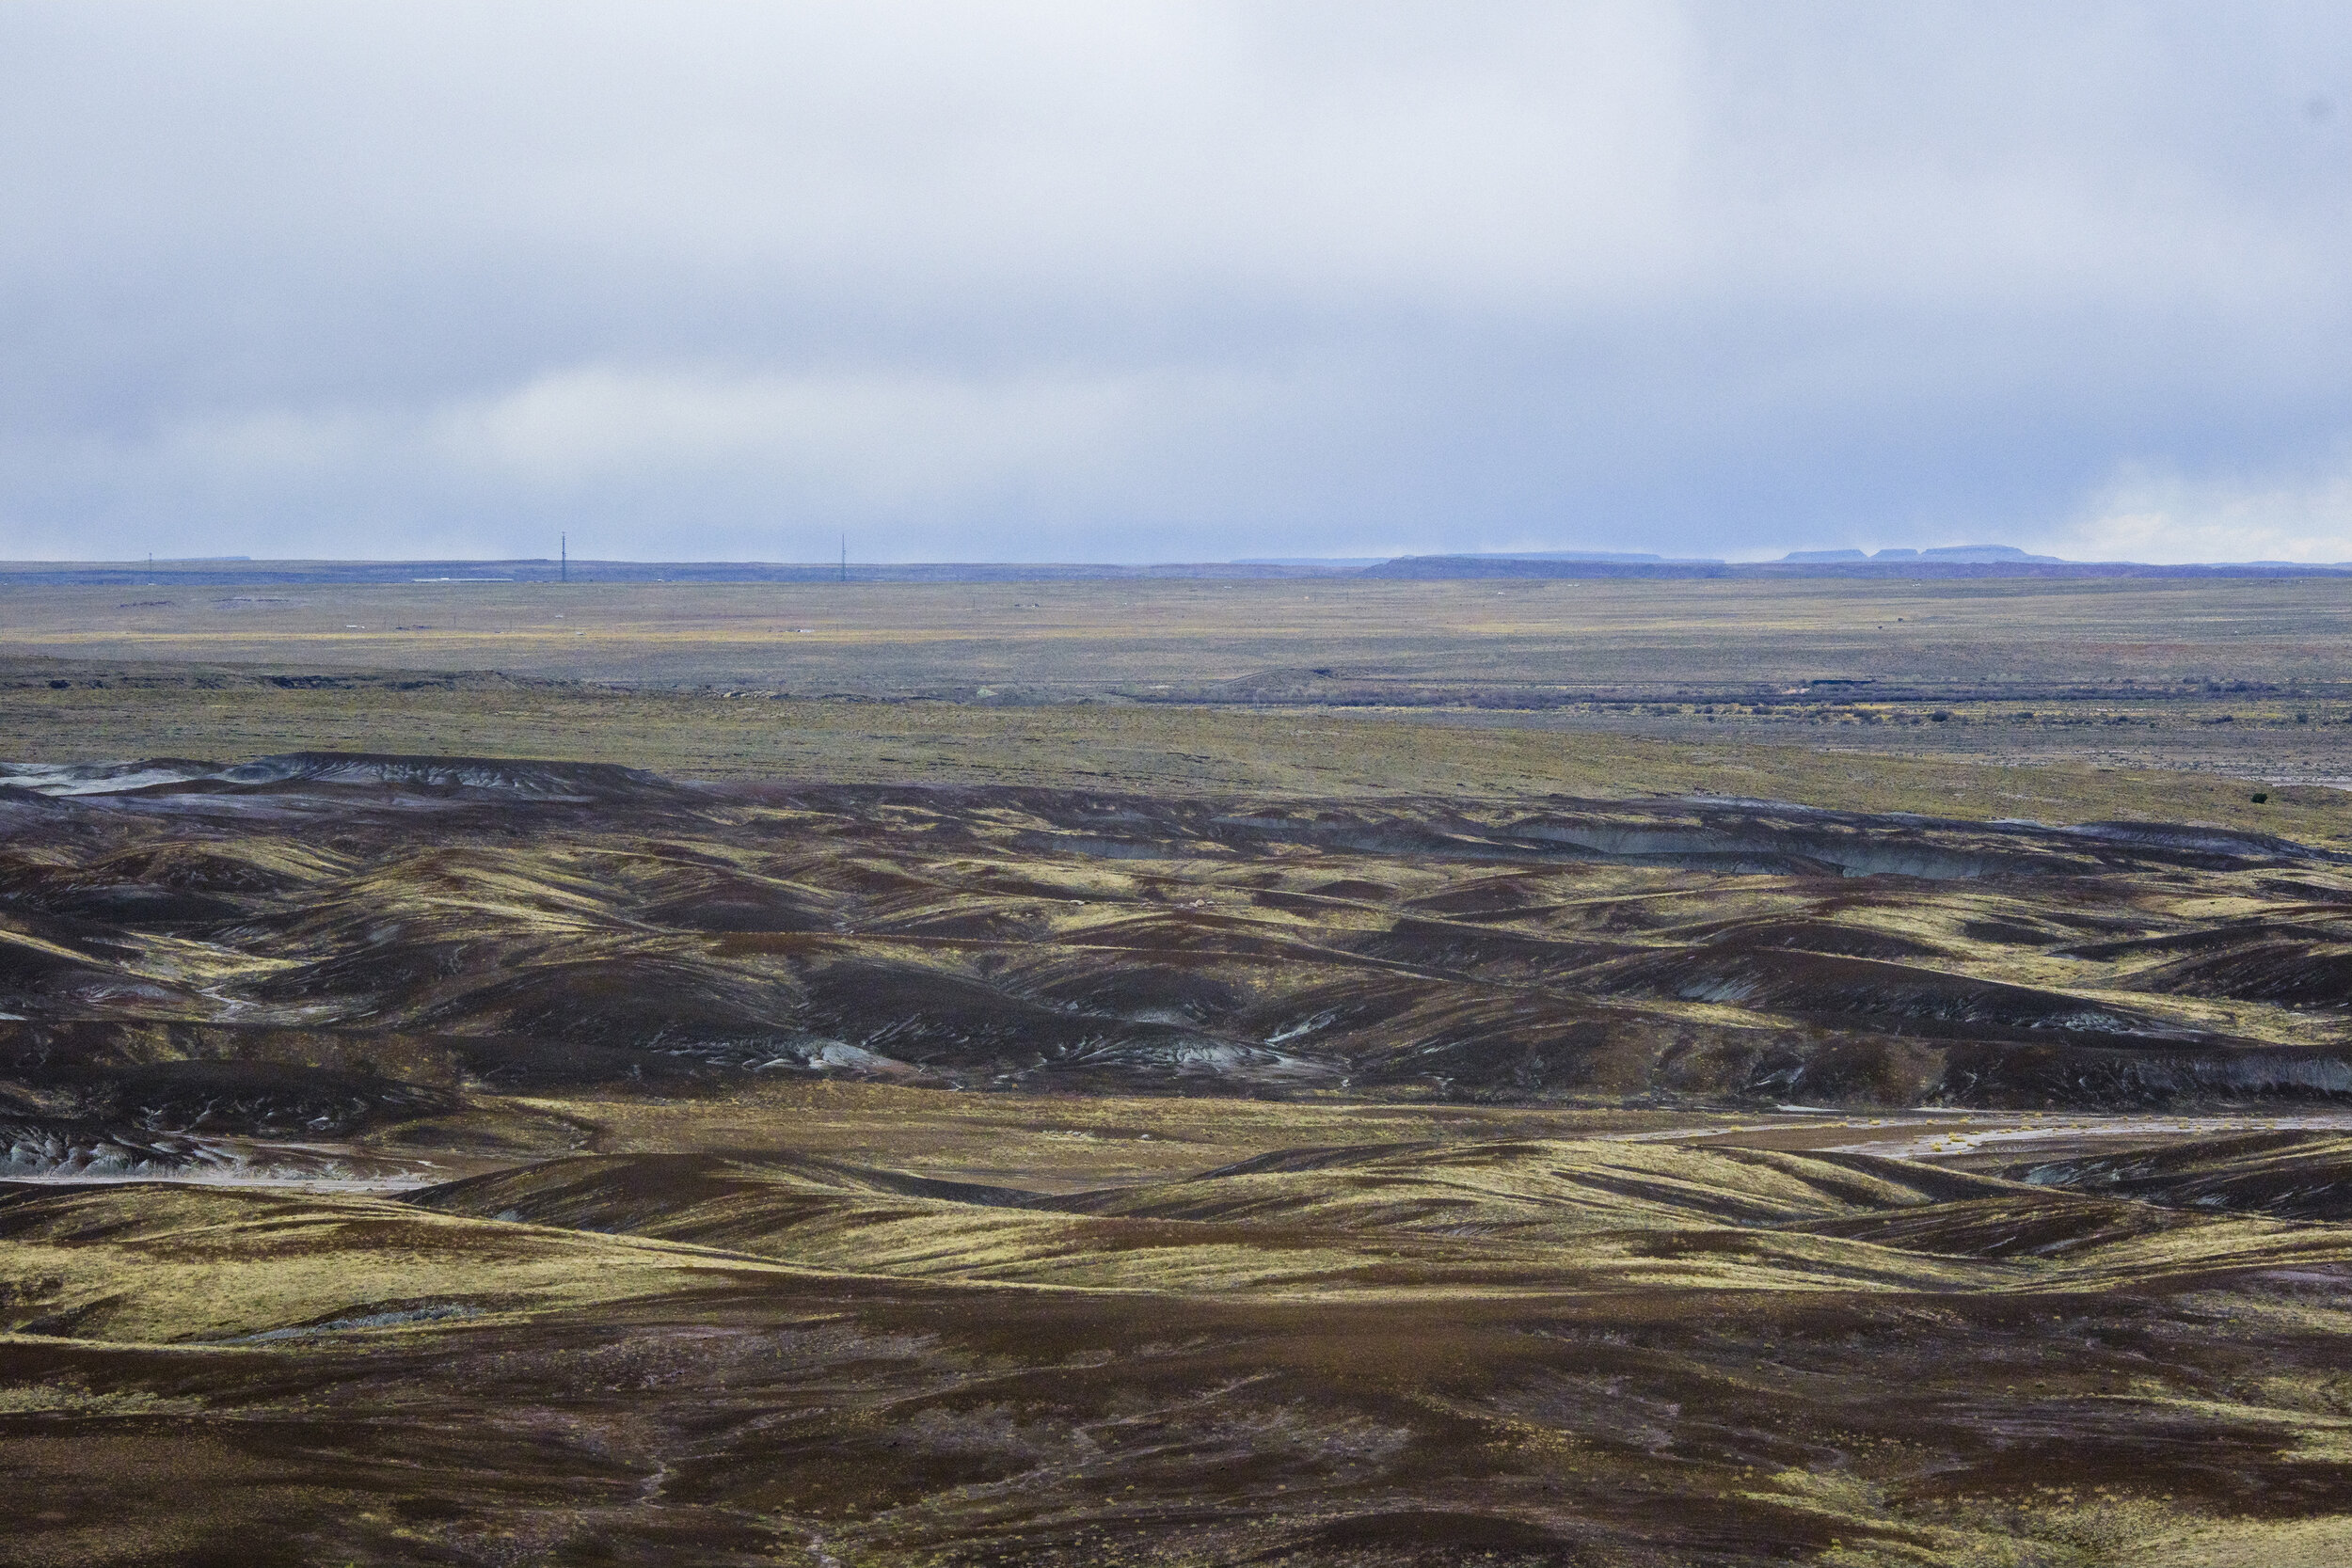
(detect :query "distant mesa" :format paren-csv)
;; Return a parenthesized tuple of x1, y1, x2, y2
(1783, 545, 2066, 564)
(1359, 545, 2352, 580)
(1464, 550, 1724, 564)
(1229, 557, 1390, 567)
(1359, 551, 1733, 580)
(1914, 545, 2067, 562)
(7, 546, 2348, 587)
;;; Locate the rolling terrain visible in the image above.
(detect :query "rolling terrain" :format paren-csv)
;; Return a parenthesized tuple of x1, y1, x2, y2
(3, 599, 2352, 1567)
(11, 1128, 2352, 1564)
(1, 752, 2350, 1560)
(4, 752, 2352, 1189)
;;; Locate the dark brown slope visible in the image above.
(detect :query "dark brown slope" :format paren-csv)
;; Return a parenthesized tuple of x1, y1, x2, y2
(14, 1136, 2352, 1564)
(8, 753, 2352, 1180)
(2005, 1130, 2352, 1221)
(12, 1244, 2350, 1568)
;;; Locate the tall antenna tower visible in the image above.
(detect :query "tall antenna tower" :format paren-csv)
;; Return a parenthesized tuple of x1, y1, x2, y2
(560, 532, 567, 583)
(840, 534, 847, 583)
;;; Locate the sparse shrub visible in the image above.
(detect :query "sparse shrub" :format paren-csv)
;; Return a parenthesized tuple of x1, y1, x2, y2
(1930, 710, 1951, 722)
(2251, 792, 2269, 803)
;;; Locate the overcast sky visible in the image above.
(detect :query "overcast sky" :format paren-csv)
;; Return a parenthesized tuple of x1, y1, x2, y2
(4, 2, 2349, 563)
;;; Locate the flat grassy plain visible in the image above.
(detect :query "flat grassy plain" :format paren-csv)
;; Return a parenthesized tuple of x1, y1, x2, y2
(7, 571, 2350, 813)
(7, 572, 2351, 697)
(3, 661, 2344, 842)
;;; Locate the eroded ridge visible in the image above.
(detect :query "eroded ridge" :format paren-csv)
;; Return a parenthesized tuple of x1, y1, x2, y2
(8, 1134, 2352, 1564)
(5, 755, 2352, 1181)
(8, 754, 2352, 1561)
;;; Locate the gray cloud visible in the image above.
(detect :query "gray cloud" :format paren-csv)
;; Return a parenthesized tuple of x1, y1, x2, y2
(3, 1, 2349, 562)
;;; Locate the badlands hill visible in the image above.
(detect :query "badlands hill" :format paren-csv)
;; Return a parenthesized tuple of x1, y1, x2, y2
(8, 754, 2352, 1563)
(6, 752, 2352, 1183)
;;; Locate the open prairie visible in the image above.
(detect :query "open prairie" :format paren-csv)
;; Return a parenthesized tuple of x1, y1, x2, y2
(9, 573, 2352, 788)
(5, 573, 2347, 691)
(6, 578, 2352, 1564)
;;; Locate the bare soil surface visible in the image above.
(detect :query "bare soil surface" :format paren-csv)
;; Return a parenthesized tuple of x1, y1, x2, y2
(7, 753, 2352, 1161)
(11, 1126, 2352, 1565)
(2, 753, 2352, 1562)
